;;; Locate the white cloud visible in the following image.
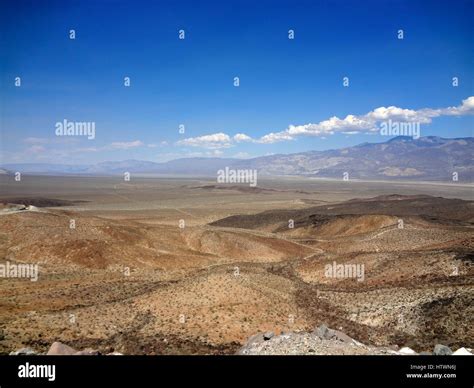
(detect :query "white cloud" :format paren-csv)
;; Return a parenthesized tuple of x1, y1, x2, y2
(258, 131, 295, 144)
(109, 140, 144, 149)
(176, 132, 232, 149)
(437, 96, 474, 116)
(233, 133, 253, 142)
(365, 106, 430, 123)
(97, 97, 470, 153)
(254, 96, 474, 143)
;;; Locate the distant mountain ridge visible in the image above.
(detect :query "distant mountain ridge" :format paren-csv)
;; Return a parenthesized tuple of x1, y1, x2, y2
(2, 136, 473, 181)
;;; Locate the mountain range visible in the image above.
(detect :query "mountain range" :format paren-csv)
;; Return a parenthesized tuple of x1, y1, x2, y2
(2, 136, 473, 181)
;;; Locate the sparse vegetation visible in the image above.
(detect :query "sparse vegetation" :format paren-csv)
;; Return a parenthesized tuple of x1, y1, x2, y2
(0, 176, 472, 354)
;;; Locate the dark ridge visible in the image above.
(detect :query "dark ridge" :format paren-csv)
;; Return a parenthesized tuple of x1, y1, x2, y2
(0, 197, 88, 207)
(190, 184, 311, 195)
(210, 195, 474, 230)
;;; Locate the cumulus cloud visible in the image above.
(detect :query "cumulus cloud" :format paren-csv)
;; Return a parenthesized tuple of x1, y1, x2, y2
(176, 132, 232, 149)
(436, 96, 474, 116)
(258, 131, 295, 144)
(233, 133, 253, 142)
(255, 96, 474, 143)
(172, 97, 473, 148)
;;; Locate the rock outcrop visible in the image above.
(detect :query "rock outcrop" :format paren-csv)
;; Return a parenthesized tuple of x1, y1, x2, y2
(9, 342, 122, 356)
(238, 325, 474, 356)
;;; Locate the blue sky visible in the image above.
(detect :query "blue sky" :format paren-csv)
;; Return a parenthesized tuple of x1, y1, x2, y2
(1, 0, 473, 164)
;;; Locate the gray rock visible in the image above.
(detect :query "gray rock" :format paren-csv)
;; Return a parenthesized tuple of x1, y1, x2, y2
(328, 329, 354, 343)
(263, 331, 274, 341)
(236, 333, 264, 354)
(313, 324, 329, 339)
(9, 347, 37, 356)
(433, 344, 452, 355)
(419, 351, 432, 355)
(313, 324, 354, 343)
(47, 341, 77, 355)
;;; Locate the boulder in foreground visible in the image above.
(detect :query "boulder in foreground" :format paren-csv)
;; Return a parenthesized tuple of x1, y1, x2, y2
(47, 342, 77, 355)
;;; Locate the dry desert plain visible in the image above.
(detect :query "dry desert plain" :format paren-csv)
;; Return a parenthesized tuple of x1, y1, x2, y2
(0, 175, 473, 354)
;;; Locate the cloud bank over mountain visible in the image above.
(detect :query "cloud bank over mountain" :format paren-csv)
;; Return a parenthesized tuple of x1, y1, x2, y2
(178, 96, 474, 147)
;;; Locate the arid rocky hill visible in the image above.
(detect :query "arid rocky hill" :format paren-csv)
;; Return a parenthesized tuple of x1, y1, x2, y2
(0, 193, 472, 355)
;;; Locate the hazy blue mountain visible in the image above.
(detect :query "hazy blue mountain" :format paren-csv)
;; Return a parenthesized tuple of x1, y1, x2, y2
(3, 137, 473, 181)
(234, 136, 474, 181)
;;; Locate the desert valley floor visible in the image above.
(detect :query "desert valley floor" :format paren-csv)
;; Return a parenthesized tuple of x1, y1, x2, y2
(0, 175, 472, 354)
